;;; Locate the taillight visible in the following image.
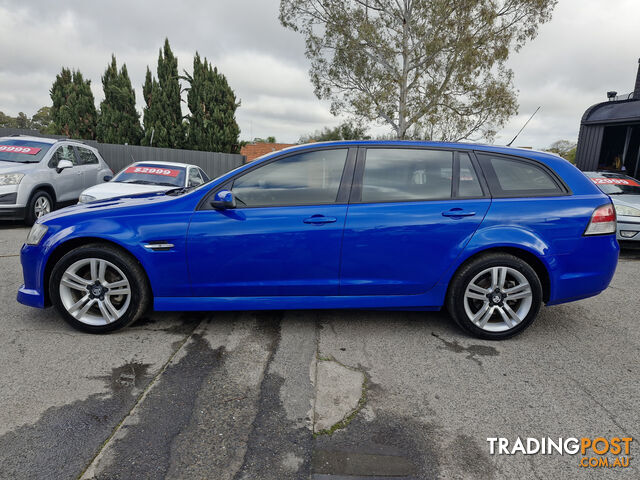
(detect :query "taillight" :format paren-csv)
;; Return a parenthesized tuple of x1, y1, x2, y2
(584, 204, 617, 236)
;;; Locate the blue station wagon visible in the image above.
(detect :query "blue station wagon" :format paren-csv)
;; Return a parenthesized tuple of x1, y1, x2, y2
(18, 141, 619, 339)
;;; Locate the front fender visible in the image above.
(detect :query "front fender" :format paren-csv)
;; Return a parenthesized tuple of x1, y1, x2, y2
(39, 210, 192, 299)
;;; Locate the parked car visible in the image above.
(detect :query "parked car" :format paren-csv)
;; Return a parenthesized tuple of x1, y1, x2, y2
(18, 141, 619, 339)
(584, 171, 640, 247)
(78, 162, 210, 203)
(0, 136, 112, 224)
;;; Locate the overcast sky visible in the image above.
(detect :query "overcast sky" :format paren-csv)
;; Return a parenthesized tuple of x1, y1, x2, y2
(1, 0, 640, 148)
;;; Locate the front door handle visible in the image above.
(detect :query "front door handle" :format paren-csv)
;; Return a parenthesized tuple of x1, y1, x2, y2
(442, 208, 476, 218)
(303, 215, 337, 225)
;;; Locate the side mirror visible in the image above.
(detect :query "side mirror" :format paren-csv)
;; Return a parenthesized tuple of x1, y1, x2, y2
(56, 159, 73, 173)
(210, 190, 236, 210)
(103, 175, 113, 182)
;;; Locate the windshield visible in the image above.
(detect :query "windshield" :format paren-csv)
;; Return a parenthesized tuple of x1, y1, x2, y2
(113, 164, 186, 187)
(587, 174, 640, 195)
(0, 139, 51, 163)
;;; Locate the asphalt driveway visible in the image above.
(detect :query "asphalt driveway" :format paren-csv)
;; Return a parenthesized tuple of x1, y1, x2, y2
(0, 224, 638, 479)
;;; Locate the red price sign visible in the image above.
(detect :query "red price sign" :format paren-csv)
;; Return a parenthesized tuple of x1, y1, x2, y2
(0, 145, 42, 155)
(591, 177, 640, 187)
(124, 166, 180, 177)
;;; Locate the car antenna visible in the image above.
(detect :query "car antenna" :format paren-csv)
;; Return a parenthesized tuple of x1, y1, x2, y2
(506, 106, 541, 147)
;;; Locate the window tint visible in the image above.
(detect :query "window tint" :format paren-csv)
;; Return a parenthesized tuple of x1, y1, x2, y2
(477, 154, 564, 196)
(48, 145, 77, 168)
(199, 168, 210, 183)
(361, 149, 453, 202)
(188, 167, 204, 187)
(458, 153, 483, 197)
(76, 147, 99, 165)
(232, 149, 348, 207)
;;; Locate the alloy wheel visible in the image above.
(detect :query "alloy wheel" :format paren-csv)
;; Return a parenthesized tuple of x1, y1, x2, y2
(34, 196, 50, 218)
(463, 266, 533, 333)
(58, 258, 131, 326)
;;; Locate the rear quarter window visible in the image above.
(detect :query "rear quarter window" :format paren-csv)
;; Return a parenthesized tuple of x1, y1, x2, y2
(477, 153, 566, 197)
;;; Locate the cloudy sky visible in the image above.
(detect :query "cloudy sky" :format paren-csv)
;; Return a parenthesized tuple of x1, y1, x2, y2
(1, 0, 639, 148)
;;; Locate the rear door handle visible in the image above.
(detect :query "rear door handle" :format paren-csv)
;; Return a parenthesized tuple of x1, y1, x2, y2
(303, 215, 337, 224)
(442, 209, 476, 218)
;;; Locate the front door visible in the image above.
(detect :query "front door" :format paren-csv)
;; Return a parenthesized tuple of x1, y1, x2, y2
(339, 148, 491, 295)
(187, 148, 354, 297)
(49, 144, 83, 202)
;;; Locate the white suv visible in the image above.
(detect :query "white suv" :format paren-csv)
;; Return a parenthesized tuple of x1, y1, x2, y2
(0, 136, 112, 224)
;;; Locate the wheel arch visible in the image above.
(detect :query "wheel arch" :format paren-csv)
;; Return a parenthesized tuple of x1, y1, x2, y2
(447, 246, 551, 303)
(29, 184, 57, 205)
(43, 236, 151, 307)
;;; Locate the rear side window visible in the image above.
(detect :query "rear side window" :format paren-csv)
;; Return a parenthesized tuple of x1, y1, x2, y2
(477, 154, 565, 197)
(76, 147, 99, 165)
(361, 149, 453, 202)
(458, 153, 483, 197)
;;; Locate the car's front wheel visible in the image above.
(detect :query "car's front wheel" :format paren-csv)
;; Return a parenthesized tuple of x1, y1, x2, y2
(26, 190, 52, 226)
(50, 244, 150, 333)
(447, 253, 543, 340)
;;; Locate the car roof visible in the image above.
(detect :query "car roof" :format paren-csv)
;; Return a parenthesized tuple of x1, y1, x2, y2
(583, 171, 634, 179)
(0, 135, 58, 144)
(278, 139, 559, 157)
(132, 161, 193, 168)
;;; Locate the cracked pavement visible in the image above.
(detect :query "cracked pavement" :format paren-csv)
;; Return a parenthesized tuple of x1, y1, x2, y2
(1, 224, 639, 479)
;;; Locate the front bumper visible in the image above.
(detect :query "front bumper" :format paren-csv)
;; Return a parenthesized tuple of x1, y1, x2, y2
(16, 243, 48, 309)
(0, 206, 25, 220)
(616, 217, 640, 243)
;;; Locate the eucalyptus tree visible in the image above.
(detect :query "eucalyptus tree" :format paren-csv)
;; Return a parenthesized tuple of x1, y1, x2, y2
(280, 0, 557, 141)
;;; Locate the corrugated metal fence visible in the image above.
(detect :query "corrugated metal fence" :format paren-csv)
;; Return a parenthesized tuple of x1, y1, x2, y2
(0, 128, 245, 179)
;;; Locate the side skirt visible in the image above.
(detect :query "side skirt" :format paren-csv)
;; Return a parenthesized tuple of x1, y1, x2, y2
(154, 287, 448, 312)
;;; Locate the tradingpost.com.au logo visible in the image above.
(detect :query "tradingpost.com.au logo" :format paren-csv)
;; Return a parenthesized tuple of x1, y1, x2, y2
(487, 437, 633, 469)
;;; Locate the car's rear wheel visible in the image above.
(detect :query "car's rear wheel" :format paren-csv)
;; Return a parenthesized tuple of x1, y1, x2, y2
(447, 253, 543, 340)
(50, 244, 150, 333)
(26, 190, 52, 226)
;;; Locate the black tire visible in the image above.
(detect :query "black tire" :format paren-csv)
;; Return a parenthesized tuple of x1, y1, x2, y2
(25, 190, 53, 226)
(446, 253, 543, 340)
(49, 243, 150, 333)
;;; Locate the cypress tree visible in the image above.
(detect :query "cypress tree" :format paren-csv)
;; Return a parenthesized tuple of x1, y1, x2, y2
(141, 38, 184, 148)
(50, 68, 97, 140)
(96, 55, 143, 145)
(185, 53, 240, 153)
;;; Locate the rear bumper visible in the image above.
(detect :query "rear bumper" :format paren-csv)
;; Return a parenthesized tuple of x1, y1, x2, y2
(546, 234, 619, 306)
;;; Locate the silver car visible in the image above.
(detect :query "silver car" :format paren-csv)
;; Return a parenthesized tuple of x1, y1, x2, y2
(0, 136, 112, 224)
(585, 171, 640, 246)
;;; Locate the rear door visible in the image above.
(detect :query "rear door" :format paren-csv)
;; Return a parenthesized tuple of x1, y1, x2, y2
(75, 146, 102, 189)
(339, 147, 491, 295)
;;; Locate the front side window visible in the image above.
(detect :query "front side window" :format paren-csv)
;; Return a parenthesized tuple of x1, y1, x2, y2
(76, 147, 99, 165)
(49, 145, 77, 168)
(231, 149, 348, 207)
(478, 154, 564, 196)
(188, 168, 204, 187)
(361, 149, 453, 203)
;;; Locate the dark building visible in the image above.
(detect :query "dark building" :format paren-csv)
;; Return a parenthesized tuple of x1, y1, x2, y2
(575, 59, 640, 179)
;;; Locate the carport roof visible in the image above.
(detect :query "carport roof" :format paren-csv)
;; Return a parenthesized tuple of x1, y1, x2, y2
(581, 98, 640, 126)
